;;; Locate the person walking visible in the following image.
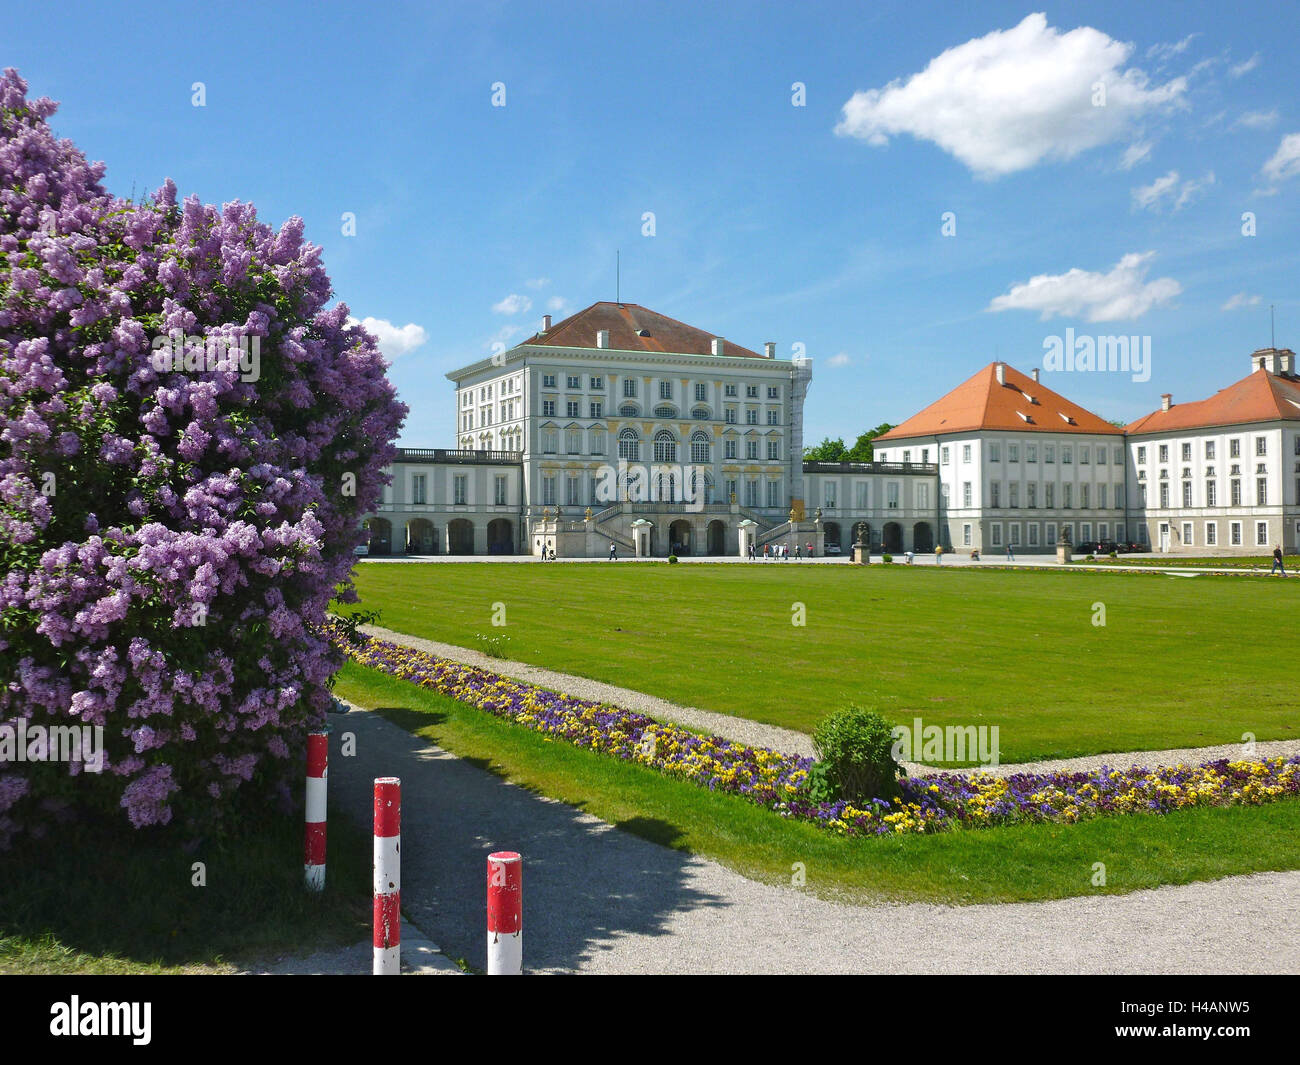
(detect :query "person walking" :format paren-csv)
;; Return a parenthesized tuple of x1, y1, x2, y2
(794, 543, 801, 560)
(935, 544, 944, 565)
(748, 541, 755, 562)
(609, 541, 617, 561)
(1272, 545, 1287, 576)
(806, 541, 813, 559)
(1006, 542, 1015, 562)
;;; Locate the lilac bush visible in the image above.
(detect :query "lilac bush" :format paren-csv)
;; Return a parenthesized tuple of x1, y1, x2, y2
(0, 70, 406, 843)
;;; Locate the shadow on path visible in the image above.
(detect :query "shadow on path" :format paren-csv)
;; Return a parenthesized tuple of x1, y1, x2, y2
(328, 704, 728, 972)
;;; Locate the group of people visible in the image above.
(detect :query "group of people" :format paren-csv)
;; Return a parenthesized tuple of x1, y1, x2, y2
(747, 542, 814, 561)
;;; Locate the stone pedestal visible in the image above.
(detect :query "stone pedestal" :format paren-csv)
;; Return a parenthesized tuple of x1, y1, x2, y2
(852, 542, 870, 565)
(1056, 533, 1073, 564)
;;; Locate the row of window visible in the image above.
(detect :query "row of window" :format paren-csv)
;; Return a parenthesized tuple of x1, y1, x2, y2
(817, 481, 931, 510)
(1137, 436, 1290, 464)
(942, 442, 1125, 466)
(538, 375, 781, 402)
(983, 521, 1132, 548)
(462, 377, 522, 406)
(408, 473, 512, 507)
(1140, 477, 1280, 508)
(958, 481, 1126, 509)
(538, 470, 784, 509)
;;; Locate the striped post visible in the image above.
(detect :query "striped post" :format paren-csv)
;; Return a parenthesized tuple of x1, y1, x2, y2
(487, 851, 522, 975)
(373, 777, 401, 975)
(303, 730, 328, 891)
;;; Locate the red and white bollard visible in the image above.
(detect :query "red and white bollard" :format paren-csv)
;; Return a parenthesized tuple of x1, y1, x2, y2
(303, 730, 328, 891)
(487, 851, 522, 975)
(373, 777, 401, 975)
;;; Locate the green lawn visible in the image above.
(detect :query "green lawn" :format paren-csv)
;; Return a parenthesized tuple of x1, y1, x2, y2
(0, 810, 371, 974)
(336, 660, 1300, 904)
(1089, 554, 1299, 570)
(344, 562, 1298, 764)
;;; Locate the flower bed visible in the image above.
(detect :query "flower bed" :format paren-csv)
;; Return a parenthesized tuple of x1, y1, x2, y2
(332, 623, 1300, 837)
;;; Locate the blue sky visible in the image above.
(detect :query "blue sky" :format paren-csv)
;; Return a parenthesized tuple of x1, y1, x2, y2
(7, 1, 1299, 445)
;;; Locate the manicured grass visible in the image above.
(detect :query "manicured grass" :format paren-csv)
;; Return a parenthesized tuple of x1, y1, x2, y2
(0, 809, 371, 974)
(345, 562, 1298, 764)
(1089, 554, 1299, 570)
(335, 660, 1300, 905)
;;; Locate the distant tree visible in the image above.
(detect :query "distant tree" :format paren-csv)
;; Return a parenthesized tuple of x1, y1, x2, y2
(846, 423, 894, 462)
(803, 436, 847, 461)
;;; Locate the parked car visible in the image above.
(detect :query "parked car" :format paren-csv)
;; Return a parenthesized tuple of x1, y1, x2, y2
(1089, 540, 1119, 555)
(824, 542, 841, 555)
(353, 543, 370, 556)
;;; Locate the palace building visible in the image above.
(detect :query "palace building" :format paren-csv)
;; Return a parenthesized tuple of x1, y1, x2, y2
(360, 299, 1298, 558)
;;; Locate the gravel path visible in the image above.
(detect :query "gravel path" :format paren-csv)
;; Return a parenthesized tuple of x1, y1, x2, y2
(314, 702, 1300, 974)
(359, 624, 1300, 776)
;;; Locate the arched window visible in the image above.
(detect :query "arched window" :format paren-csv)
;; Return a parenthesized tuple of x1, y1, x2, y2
(618, 427, 639, 461)
(619, 404, 638, 417)
(691, 407, 710, 420)
(654, 429, 677, 463)
(654, 405, 677, 419)
(691, 431, 711, 464)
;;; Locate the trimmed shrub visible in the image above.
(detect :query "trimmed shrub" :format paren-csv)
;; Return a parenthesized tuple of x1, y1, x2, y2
(667, 554, 678, 564)
(881, 553, 892, 563)
(811, 705, 902, 803)
(0, 71, 406, 844)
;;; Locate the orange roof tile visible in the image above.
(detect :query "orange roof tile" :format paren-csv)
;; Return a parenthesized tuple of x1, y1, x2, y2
(1125, 368, 1300, 435)
(518, 302, 765, 359)
(877, 363, 1123, 442)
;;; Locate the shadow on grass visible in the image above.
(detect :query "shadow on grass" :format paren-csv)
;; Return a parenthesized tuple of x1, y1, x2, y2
(0, 813, 371, 972)
(335, 704, 727, 972)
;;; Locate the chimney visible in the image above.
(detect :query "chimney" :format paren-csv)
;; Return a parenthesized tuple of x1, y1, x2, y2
(994, 362, 1005, 385)
(541, 314, 551, 332)
(1031, 368, 1040, 383)
(596, 329, 610, 349)
(1252, 347, 1294, 374)
(764, 342, 776, 359)
(711, 337, 725, 357)
(1160, 393, 1172, 412)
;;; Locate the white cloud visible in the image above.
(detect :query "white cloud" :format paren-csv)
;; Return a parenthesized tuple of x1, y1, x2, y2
(1145, 34, 1199, 63)
(348, 316, 428, 360)
(987, 252, 1182, 322)
(492, 293, 533, 315)
(546, 295, 569, 313)
(1131, 169, 1214, 211)
(834, 13, 1187, 178)
(489, 324, 524, 350)
(1260, 132, 1300, 189)
(826, 352, 851, 368)
(1235, 109, 1278, 130)
(1230, 53, 1261, 78)
(524, 278, 550, 289)
(1119, 141, 1153, 170)
(1222, 292, 1262, 311)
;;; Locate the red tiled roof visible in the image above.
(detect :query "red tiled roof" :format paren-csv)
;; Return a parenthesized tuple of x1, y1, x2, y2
(518, 302, 765, 359)
(877, 363, 1123, 441)
(1125, 368, 1300, 435)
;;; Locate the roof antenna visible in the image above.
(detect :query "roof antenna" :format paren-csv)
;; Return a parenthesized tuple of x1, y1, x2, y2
(616, 249, 620, 306)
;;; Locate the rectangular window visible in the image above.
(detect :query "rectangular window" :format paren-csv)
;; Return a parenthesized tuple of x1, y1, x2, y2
(1256, 521, 1269, 546)
(1045, 483, 1055, 508)
(494, 475, 507, 505)
(724, 408, 737, 424)
(991, 482, 1000, 508)
(1028, 523, 1040, 546)
(1231, 479, 1242, 506)
(542, 400, 556, 417)
(453, 474, 467, 505)
(1230, 521, 1242, 546)
(745, 479, 758, 508)
(989, 443, 1001, 462)
(1099, 483, 1107, 508)
(1027, 444, 1037, 462)
(1159, 482, 1168, 508)
(1158, 444, 1168, 463)
(543, 373, 557, 389)
(724, 383, 737, 398)
(1064, 483, 1073, 508)
(1205, 522, 1217, 545)
(1181, 442, 1191, 462)
(695, 382, 707, 402)
(1256, 437, 1268, 456)
(1257, 478, 1268, 506)
(589, 401, 603, 419)
(1183, 482, 1192, 507)
(660, 381, 672, 400)
(823, 482, 837, 507)
(1046, 522, 1057, 544)
(412, 474, 427, 505)
(746, 385, 758, 398)
(566, 400, 580, 418)
(746, 440, 758, 460)
(962, 523, 972, 547)
(1206, 480, 1217, 506)
(991, 523, 1003, 546)
(1137, 446, 1146, 464)
(916, 483, 928, 508)
(767, 480, 781, 508)
(1182, 522, 1193, 546)
(941, 446, 951, 464)
(590, 376, 603, 390)
(1063, 447, 1073, 465)
(962, 444, 972, 463)
(1009, 522, 1020, 546)
(542, 475, 556, 506)
(1080, 483, 1089, 508)
(623, 379, 637, 398)
(566, 430, 581, 454)
(767, 386, 779, 399)
(1081, 523, 1092, 543)
(1009, 482, 1019, 507)
(566, 375, 580, 389)
(1045, 445, 1055, 463)
(1081, 446, 1090, 464)
(591, 430, 606, 455)
(887, 483, 899, 509)
(1205, 440, 1216, 460)
(855, 482, 869, 509)
(1027, 482, 1037, 508)
(1230, 438, 1241, 458)
(962, 481, 972, 507)
(767, 440, 780, 460)
(746, 409, 758, 425)
(1009, 443, 1020, 462)
(767, 409, 779, 425)
(566, 476, 581, 506)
